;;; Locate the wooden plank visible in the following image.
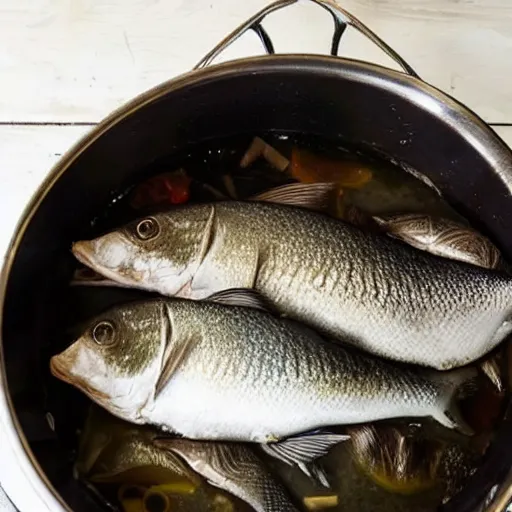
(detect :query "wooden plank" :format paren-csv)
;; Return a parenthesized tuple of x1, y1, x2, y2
(0, 0, 511, 124)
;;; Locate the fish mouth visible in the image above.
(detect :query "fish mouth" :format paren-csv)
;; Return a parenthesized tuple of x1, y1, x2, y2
(50, 356, 110, 404)
(72, 241, 98, 269)
(72, 240, 141, 287)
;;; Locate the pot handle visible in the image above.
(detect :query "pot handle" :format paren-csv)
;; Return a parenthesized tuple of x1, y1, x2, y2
(194, 0, 419, 79)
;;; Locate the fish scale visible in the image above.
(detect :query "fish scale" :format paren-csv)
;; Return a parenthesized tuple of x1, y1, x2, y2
(72, 187, 512, 370)
(162, 440, 300, 512)
(51, 297, 475, 440)
(51, 291, 474, 443)
(222, 202, 510, 369)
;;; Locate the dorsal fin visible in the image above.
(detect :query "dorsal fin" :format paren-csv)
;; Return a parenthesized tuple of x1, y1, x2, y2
(206, 288, 271, 312)
(251, 182, 336, 212)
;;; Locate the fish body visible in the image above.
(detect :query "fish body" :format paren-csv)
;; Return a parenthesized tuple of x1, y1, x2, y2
(437, 445, 479, 503)
(373, 213, 502, 270)
(77, 407, 291, 512)
(73, 191, 512, 370)
(156, 438, 299, 512)
(51, 297, 473, 440)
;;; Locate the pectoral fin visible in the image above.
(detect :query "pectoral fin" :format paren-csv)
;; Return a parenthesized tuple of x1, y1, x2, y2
(260, 430, 350, 487)
(155, 336, 198, 399)
(155, 305, 198, 399)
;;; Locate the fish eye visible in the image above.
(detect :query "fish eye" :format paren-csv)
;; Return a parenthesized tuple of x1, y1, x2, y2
(135, 218, 159, 240)
(92, 321, 116, 346)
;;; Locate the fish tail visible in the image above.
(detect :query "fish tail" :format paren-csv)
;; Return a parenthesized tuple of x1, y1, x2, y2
(430, 367, 478, 435)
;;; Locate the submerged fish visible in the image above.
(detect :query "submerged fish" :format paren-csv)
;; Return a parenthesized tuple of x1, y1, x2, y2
(51, 292, 474, 444)
(75, 406, 197, 485)
(72, 183, 512, 370)
(155, 438, 300, 512)
(349, 425, 478, 501)
(78, 407, 293, 512)
(373, 213, 502, 270)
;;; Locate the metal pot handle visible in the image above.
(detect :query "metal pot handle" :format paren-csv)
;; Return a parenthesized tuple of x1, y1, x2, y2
(194, 0, 419, 78)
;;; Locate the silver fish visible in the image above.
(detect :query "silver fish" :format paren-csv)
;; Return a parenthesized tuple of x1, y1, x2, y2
(373, 213, 502, 270)
(50, 292, 474, 443)
(370, 212, 507, 390)
(154, 438, 299, 512)
(72, 183, 512, 370)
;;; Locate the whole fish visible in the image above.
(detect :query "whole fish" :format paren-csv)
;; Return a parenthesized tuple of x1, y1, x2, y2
(154, 438, 299, 512)
(51, 292, 474, 444)
(78, 407, 292, 512)
(71, 204, 508, 388)
(71, 183, 512, 370)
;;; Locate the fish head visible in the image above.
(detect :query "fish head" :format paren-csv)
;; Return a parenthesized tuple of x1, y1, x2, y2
(72, 206, 214, 296)
(154, 438, 212, 475)
(51, 301, 170, 422)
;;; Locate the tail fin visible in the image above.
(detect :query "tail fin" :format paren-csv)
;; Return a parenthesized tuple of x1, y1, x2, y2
(479, 356, 503, 392)
(430, 367, 478, 435)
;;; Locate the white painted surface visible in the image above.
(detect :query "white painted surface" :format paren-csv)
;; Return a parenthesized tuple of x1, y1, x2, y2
(495, 126, 512, 149)
(0, 0, 511, 123)
(1, 1, 512, 511)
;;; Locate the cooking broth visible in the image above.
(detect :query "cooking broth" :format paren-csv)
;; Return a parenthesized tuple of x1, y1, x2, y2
(12, 133, 510, 512)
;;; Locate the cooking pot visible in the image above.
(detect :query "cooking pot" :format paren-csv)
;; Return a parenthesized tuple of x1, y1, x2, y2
(1, 1, 512, 510)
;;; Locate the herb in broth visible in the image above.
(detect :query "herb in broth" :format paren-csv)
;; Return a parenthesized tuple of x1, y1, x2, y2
(61, 134, 510, 512)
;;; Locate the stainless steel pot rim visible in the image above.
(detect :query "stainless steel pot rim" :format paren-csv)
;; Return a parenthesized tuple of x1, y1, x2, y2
(1, 54, 511, 512)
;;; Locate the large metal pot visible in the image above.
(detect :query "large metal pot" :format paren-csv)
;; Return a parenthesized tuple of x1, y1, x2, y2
(1, 1, 512, 510)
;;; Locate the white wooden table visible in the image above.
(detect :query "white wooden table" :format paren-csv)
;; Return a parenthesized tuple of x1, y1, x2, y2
(0, 0, 511, 510)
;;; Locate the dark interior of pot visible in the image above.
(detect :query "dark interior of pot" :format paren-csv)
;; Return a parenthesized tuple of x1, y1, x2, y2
(3, 56, 512, 512)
